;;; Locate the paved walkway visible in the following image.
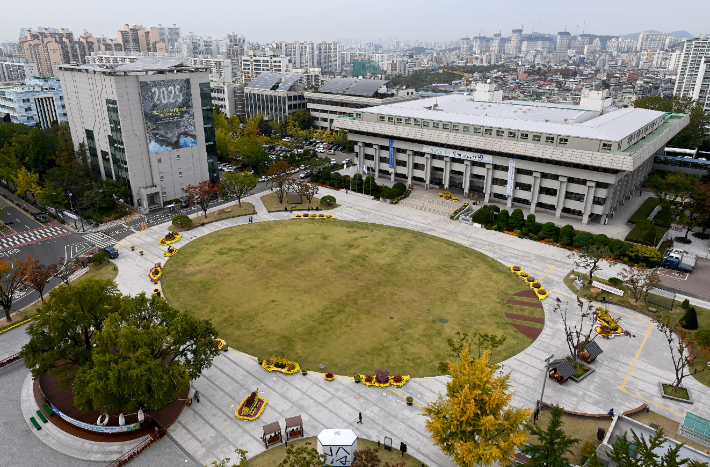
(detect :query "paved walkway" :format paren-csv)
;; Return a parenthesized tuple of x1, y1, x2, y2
(5, 187, 710, 466)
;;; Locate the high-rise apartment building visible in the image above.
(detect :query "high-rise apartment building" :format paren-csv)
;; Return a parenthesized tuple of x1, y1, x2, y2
(0, 77, 67, 127)
(510, 29, 523, 55)
(556, 32, 571, 53)
(317, 42, 341, 74)
(56, 57, 219, 212)
(673, 37, 710, 125)
(268, 41, 314, 70)
(117, 24, 152, 52)
(241, 50, 291, 84)
(491, 33, 504, 54)
(637, 32, 669, 52)
(150, 24, 181, 54)
(0, 58, 39, 83)
(16, 28, 106, 77)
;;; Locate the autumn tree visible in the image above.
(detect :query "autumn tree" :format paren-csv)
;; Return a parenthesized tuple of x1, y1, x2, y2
(267, 161, 294, 204)
(204, 449, 248, 467)
(352, 447, 381, 467)
(302, 181, 319, 206)
(0, 256, 33, 321)
(26, 258, 59, 303)
(220, 171, 258, 207)
(278, 441, 327, 467)
(424, 348, 529, 466)
(521, 405, 579, 466)
(12, 166, 41, 200)
(438, 331, 507, 374)
(185, 181, 221, 218)
(619, 266, 662, 303)
(570, 244, 614, 285)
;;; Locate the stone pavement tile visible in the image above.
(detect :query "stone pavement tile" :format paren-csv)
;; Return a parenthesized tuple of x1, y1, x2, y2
(0, 323, 30, 360)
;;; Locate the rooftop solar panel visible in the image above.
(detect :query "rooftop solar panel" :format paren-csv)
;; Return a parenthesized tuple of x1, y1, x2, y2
(247, 73, 285, 90)
(277, 74, 303, 91)
(343, 79, 389, 97)
(319, 78, 358, 94)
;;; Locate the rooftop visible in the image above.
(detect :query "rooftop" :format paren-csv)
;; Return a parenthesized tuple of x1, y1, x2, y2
(319, 77, 389, 97)
(55, 57, 208, 74)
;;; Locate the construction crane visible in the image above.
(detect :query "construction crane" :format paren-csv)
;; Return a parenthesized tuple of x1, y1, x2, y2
(445, 69, 475, 87)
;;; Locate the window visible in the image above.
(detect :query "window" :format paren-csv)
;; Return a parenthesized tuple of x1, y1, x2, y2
(536, 201, 556, 211)
(395, 117, 402, 123)
(516, 168, 533, 176)
(513, 197, 531, 205)
(492, 178, 507, 186)
(179, 172, 183, 177)
(160, 176, 164, 181)
(443, 123, 450, 130)
(474, 127, 482, 134)
(158, 158, 162, 163)
(540, 187, 558, 196)
(379, 115, 385, 122)
(565, 191, 585, 202)
(602, 143, 612, 151)
(532, 135, 541, 141)
(387, 116, 394, 122)
(568, 177, 587, 185)
(433, 122, 440, 128)
(541, 172, 559, 180)
(162, 192, 167, 197)
(493, 164, 508, 171)
(515, 182, 532, 192)
(452, 124, 459, 131)
(176, 155, 181, 160)
(413, 163, 425, 171)
(508, 131, 516, 138)
(484, 129, 493, 135)
(496, 130, 504, 136)
(559, 138, 569, 145)
(423, 121, 430, 127)
(561, 207, 583, 216)
(414, 119, 421, 125)
(396, 159, 407, 167)
(593, 196, 606, 206)
(463, 126, 470, 132)
(520, 133, 529, 140)
(545, 136, 555, 144)
(356, 113, 362, 119)
(597, 182, 610, 189)
(404, 118, 411, 124)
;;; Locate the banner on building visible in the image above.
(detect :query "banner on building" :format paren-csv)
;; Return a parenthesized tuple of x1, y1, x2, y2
(506, 158, 516, 197)
(422, 145, 492, 163)
(140, 78, 197, 154)
(388, 139, 395, 173)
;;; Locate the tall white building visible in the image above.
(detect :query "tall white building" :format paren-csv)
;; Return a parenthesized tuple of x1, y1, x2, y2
(317, 41, 341, 74)
(556, 32, 571, 53)
(56, 57, 219, 213)
(638, 32, 669, 52)
(150, 24, 181, 54)
(241, 50, 291, 84)
(673, 37, 710, 123)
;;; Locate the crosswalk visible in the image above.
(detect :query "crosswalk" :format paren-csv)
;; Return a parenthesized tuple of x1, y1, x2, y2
(82, 232, 119, 249)
(0, 226, 70, 250)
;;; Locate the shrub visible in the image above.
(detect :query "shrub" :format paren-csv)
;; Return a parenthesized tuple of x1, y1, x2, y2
(695, 330, 710, 349)
(653, 207, 673, 227)
(581, 441, 597, 465)
(539, 222, 559, 242)
(609, 239, 631, 257)
(325, 372, 334, 378)
(595, 234, 610, 246)
(287, 362, 297, 371)
(321, 195, 336, 206)
(330, 172, 343, 187)
(89, 251, 109, 264)
(680, 307, 699, 330)
(471, 206, 492, 225)
(532, 282, 541, 288)
(392, 182, 407, 193)
(488, 204, 500, 213)
(608, 277, 623, 287)
(573, 231, 595, 249)
(364, 374, 374, 383)
(509, 208, 525, 231)
(497, 209, 510, 231)
(392, 374, 403, 383)
(681, 298, 691, 310)
(354, 374, 360, 381)
(375, 369, 389, 385)
(172, 215, 192, 228)
(694, 232, 710, 240)
(559, 224, 575, 245)
(527, 276, 536, 282)
(625, 223, 657, 246)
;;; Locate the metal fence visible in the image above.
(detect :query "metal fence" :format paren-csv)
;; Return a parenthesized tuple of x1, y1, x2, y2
(645, 287, 677, 310)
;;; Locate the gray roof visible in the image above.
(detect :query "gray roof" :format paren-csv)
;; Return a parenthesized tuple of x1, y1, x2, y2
(277, 74, 302, 91)
(318, 77, 388, 97)
(584, 340, 604, 359)
(360, 94, 666, 141)
(247, 73, 286, 90)
(55, 56, 201, 73)
(550, 359, 575, 379)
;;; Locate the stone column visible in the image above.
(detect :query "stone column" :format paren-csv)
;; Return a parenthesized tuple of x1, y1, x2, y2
(463, 161, 471, 198)
(555, 176, 568, 219)
(425, 154, 431, 187)
(484, 163, 493, 203)
(443, 157, 451, 190)
(407, 150, 413, 185)
(373, 144, 381, 180)
(529, 172, 541, 214)
(357, 142, 364, 168)
(582, 181, 597, 225)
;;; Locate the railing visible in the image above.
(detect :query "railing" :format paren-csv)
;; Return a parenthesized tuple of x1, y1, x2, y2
(105, 429, 167, 467)
(0, 353, 21, 369)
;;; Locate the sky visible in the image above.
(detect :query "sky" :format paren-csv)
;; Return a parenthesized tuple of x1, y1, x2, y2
(3, 0, 709, 44)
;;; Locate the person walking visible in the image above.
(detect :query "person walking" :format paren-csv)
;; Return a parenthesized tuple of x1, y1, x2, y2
(194, 390, 200, 403)
(357, 412, 362, 424)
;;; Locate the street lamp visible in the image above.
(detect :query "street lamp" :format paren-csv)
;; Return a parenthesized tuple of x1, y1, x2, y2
(537, 354, 555, 420)
(67, 192, 85, 232)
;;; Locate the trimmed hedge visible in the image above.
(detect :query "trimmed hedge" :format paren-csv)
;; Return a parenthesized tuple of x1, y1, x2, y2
(320, 195, 336, 206)
(625, 223, 667, 247)
(172, 215, 192, 228)
(628, 197, 660, 224)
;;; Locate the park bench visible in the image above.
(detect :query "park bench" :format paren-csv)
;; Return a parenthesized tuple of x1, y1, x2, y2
(43, 403, 54, 416)
(30, 417, 41, 430)
(36, 410, 48, 423)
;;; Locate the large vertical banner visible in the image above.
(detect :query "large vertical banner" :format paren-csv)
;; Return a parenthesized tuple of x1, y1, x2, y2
(140, 79, 197, 153)
(388, 139, 395, 173)
(506, 158, 516, 197)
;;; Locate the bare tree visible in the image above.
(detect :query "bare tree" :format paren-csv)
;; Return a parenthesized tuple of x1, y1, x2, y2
(570, 244, 613, 285)
(303, 181, 319, 206)
(0, 256, 33, 321)
(656, 317, 710, 395)
(26, 259, 59, 303)
(266, 161, 293, 204)
(619, 266, 663, 303)
(56, 256, 87, 286)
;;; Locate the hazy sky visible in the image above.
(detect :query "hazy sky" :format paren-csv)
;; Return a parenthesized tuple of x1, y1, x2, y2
(3, 0, 708, 44)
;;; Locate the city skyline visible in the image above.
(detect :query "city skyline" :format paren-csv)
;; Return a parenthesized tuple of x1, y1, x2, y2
(3, 0, 708, 44)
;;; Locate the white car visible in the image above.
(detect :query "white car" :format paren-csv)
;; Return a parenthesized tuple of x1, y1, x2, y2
(331, 159, 337, 165)
(327, 149, 335, 155)
(299, 165, 306, 170)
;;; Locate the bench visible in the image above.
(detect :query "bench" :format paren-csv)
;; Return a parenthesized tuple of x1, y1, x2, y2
(267, 435, 281, 446)
(288, 428, 303, 440)
(30, 417, 42, 430)
(36, 410, 48, 423)
(43, 403, 54, 416)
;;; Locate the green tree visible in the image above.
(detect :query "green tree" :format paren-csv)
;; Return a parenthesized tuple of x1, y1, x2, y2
(635, 96, 710, 149)
(72, 294, 220, 413)
(424, 348, 530, 466)
(539, 222, 559, 241)
(572, 244, 614, 285)
(204, 449, 248, 467)
(508, 208, 525, 230)
(220, 171, 258, 207)
(608, 427, 709, 467)
(234, 134, 269, 171)
(559, 224, 575, 245)
(572, 231, 595, 249)
(679, 307, 699, 330)
(278, 441, 327, 467)
(497, 209, 510, 230)
(288, 109, 314, 131)
(12, 166, 41, 199)
(438, 331, 507, 374)
(521, 405, 579, 466)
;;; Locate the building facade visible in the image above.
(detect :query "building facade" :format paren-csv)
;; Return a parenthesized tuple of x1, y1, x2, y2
(16, 28, 107, 77)
(0, 77, 67, 127)
(334, 84, 688, 225)
(244, 73, 305, 122)
(0, 58, 39, 83)
(56, 58, 219, 213)
(241, 51, 292, 84)
(673, 37, 710, 126)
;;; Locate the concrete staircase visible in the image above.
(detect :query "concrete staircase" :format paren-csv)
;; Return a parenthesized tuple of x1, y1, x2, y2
(398, 194, 466, 218)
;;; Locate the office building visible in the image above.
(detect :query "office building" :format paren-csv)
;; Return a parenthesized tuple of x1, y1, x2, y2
(0, 76, 67, 127)
(211, 82, 245, 119)
(0, 58, 39, 83)
(56, 57, 219, 213)
(334, 84, 688, 225)
(673, 37, 710, 125)
(244, 73, 305, 122)
(241, 51, 292, 84)
(86, 52, 233, 82)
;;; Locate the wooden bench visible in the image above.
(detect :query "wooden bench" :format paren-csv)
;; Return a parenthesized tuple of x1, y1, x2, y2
(43, 403, 54, 416)
(288, 428, 303, 440)
(30, 417, 42, 430)
(36, 410, 48, 423)
(266, 435, 281, 446)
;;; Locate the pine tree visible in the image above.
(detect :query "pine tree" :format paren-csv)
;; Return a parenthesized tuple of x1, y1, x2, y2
(509, 208, 525, 231)
(497, 209, 510, 230)
(680, 307, 699, 330)
(521, 405, 579, 466)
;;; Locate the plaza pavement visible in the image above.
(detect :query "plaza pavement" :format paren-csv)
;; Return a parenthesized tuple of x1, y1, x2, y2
(4, 187, 710, 466)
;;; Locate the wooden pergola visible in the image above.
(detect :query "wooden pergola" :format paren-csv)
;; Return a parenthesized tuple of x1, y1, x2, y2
(262, 421, 282, 448)
(579, 341, 604, 364)
(548, 359, 575, 384)
(285, 415, 303, 441)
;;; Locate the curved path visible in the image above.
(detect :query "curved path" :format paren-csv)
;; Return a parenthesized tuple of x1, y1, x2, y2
(30, 188, 710, 466)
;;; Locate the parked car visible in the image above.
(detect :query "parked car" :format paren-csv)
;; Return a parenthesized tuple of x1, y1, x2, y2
(299, 172, 311, 179)
(343, 158, 352, 164)
(327, 149, 335, 155)
(103, 247, 119, 259)
(330, 158, 337, 165)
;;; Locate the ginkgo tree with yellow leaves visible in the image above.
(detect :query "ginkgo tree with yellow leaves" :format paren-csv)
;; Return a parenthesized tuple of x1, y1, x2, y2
(423, 348, 530, 467)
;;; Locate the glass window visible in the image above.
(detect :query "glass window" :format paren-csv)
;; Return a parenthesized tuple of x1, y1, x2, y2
(545, 136, 555, 143)
(520, 133, 529, 140)
(404, 118, 411, 124)
(433, 122, 440, 128)
(508, 131, 516, 138)
(423, 121, 430, 127)
(484, 129, 493, 135)
(387, 116, 394, 122)
(162, 192, 167, 197)
(395, 117, 402, 123)
(355, 113, 362, 118)
(160, 176, 164, 181)
(559, 138, 569, 145)
(443, 123, 450, 130)
(176, 155, 181, 160)
(414, 119, 421, 125)
(379, 115, 385, 121)
(179, 172, 183, 177)
(496, 130, 504, 136)
(474, 127, 482, 134)
(532, 135, 541, 141)
(602, 143, 612, 151)
(463, 126, 470, 132)
(158, 158, 162, 163)
(452, 124, 459, 131)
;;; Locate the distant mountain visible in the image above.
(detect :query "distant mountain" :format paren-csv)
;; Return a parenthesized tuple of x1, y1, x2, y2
(620, 30, 695, 40)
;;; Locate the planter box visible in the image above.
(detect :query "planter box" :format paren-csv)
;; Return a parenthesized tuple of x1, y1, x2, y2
(659, 382, 693, 404)
(570, 367, 595, 383)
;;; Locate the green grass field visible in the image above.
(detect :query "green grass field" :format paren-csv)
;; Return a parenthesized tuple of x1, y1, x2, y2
(161, 220, 542, 377)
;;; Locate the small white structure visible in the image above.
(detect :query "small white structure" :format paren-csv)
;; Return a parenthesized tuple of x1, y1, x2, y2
(317, 429, 357, 466)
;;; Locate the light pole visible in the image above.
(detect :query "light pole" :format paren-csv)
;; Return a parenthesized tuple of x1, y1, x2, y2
(67, 192, 84, 232)
(538, 354, 555, 420)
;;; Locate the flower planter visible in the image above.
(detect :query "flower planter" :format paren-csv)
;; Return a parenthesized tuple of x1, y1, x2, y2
(659, 382, 693, 404)
(569, 367, 595, 383)
(406, 400, 413, 406)
(301, 370, 307, 376)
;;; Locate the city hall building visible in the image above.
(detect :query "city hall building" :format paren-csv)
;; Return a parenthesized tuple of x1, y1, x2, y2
(56, 57, 219, 213)
(334, 85, 688, 224)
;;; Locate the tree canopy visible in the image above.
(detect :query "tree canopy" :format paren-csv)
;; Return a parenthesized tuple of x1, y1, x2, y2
(634, 96, 709, 149)
(521, 405, 579, 466)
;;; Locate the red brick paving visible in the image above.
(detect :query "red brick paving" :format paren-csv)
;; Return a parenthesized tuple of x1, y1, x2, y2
(513, 289, 539, 298)
(505, 299, 543, 309)
(511, 323, 543, 340)
(505, 312, 545, 324)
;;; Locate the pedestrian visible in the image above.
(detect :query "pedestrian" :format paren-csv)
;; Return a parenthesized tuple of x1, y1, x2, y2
(357, 412, 362, 424)
(346, 189, 348, 195)
(400, 442, 407, 458)
(608, 408, 614, 416)
(194, 390, 200, 403)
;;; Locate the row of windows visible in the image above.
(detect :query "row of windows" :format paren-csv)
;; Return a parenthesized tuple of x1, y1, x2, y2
(160, 173, 183, 180)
